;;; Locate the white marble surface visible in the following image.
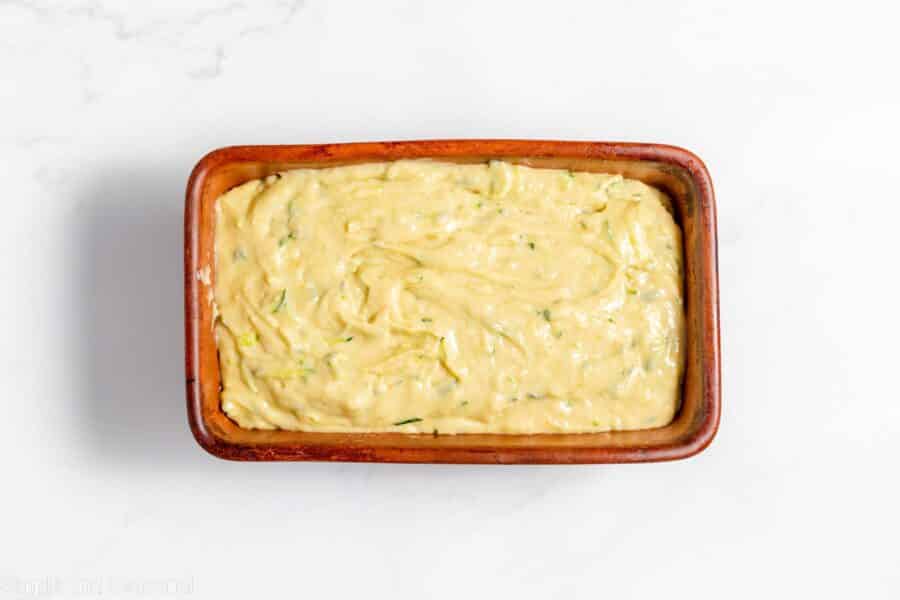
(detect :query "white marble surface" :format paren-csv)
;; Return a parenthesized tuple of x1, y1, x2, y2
(2, 1, 898, 598)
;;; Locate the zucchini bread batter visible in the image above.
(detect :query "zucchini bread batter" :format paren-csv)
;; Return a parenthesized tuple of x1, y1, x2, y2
(213, 160, 684, 433)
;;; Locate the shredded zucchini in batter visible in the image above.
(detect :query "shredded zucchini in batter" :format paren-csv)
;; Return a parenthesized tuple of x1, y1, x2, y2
(213, 160, 684, 433)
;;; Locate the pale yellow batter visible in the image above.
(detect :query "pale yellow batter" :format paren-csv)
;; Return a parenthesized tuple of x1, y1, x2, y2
(213, 160, 684, 433)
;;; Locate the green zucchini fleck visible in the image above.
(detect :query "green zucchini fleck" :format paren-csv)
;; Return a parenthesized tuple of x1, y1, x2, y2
(272, 289, 287, 313)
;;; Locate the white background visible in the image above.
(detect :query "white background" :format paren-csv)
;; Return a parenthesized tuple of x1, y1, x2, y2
(2, 1, 898, 598)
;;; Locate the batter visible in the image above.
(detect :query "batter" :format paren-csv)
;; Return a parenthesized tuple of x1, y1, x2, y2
(212, 160, 684, 433)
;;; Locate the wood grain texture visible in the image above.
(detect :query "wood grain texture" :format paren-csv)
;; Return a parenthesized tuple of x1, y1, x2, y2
(184, 140, 720, 463)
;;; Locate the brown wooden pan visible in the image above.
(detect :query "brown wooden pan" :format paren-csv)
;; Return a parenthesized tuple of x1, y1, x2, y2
(185, 140, 720, 463)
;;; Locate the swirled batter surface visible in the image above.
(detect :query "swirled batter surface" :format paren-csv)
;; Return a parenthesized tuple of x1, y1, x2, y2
(213, 160, 684, 433)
